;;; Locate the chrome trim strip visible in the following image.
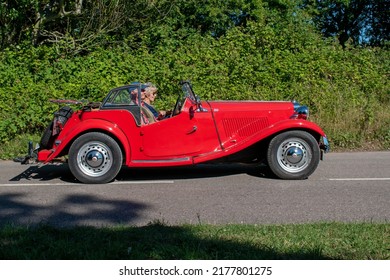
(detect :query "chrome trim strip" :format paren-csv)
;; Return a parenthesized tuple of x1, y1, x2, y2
(132, 157, 191, 163)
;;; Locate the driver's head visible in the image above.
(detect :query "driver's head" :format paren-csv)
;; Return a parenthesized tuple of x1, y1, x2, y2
(143, 85, 158, 103)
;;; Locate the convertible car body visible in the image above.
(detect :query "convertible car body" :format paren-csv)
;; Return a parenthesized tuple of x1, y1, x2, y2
(33, 81, 329, 183)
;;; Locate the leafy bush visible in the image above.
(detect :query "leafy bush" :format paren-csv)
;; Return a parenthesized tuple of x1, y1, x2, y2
(0, 11, 389, 154)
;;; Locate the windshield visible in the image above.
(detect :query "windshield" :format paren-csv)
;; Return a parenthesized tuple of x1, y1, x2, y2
(181, 81, 196, 101)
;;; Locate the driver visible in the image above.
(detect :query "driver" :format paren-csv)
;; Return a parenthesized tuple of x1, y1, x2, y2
(142, 84, 169, 120)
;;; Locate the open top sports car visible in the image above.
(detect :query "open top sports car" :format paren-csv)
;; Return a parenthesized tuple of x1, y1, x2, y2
(26, 81, 329, 184)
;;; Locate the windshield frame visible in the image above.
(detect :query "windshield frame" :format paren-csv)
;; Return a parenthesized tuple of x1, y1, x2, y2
(181, 81, 196, 102)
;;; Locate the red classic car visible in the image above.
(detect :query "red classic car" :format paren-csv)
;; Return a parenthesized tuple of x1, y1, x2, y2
(28, 81, 329, 183)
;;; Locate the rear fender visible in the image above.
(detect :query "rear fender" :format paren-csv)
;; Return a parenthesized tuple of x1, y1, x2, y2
(42, 119, 131, 163)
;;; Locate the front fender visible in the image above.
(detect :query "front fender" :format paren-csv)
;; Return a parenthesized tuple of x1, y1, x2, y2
(43, 119, 131, 163)
(260, 119, 330, 157)
(221, 118, 327, 154)
(193, 119, 328, 164)
(266, 119, 327, 138)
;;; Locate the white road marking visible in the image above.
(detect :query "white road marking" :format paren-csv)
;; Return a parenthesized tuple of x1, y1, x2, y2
(329, 178, 390, 181)
(0, 180, 175, 187)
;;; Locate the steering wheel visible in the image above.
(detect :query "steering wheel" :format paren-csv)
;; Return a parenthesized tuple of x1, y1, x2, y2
(171, 96, 182, 117)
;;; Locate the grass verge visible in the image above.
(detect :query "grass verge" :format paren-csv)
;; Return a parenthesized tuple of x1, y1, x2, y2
(0, 134, 41, 160)
(1, 222, 388, 260)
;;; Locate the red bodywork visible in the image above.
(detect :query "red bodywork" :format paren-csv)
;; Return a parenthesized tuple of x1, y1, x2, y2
(38, 83, 327, 168)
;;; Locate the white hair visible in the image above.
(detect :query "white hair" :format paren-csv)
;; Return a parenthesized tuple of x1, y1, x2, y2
(144, 86, 157, 95)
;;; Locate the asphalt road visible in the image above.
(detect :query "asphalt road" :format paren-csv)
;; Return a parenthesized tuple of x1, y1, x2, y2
(0, 151, 389, 227)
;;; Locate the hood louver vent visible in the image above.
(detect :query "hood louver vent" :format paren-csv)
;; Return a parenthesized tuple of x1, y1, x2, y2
(222, 117, 269, 138)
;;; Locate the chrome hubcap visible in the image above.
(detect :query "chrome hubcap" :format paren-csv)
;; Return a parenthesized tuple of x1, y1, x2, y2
(286, 147, 303, 164)
(77, 142, 112, 177)
(277, 138, 311, 173)
(86, 150, 104, 167)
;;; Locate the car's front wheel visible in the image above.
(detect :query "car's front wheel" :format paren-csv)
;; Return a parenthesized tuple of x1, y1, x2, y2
(267, 130, 320, 179)
(68, 132, 123, 184)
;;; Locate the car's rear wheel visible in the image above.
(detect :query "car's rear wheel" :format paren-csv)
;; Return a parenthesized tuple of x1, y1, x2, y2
(68, 132, 122, 184)
(267, 130, 320, 179)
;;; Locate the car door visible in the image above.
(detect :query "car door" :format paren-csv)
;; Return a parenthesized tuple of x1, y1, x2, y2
(140, 98, 210, 158)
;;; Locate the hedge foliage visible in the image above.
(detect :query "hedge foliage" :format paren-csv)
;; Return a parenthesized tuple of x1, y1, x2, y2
(0, 10, 389, 153)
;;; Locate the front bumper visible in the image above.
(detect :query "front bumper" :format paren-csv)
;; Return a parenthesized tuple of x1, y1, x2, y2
(320, 136, 330, 153)
(320, 136, 330, 160)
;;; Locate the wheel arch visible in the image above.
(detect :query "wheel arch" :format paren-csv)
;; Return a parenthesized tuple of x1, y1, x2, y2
(267, 127, 322, 144)
(251, 127, 322, 159)
(257, 118, 326, 148)
(60, 128, 130, 163)
(44, 120, 132, 163)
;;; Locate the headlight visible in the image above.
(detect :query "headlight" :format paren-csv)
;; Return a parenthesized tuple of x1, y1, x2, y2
(291, 101, 309, 120)
(296, 105, 309, 119)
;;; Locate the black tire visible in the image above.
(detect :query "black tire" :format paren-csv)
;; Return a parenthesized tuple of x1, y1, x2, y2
(39, 121, 54, 149)
(58, 106, 72, 116)
(267, 130, 320, 180)
(68, 132, 123, 184)
(55, 106, 73, 124)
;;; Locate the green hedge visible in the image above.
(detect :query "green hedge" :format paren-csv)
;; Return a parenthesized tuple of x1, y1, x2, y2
(0, 26, 389, 152)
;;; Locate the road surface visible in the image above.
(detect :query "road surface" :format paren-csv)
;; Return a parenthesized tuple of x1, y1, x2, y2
(0, 151, 389, 227)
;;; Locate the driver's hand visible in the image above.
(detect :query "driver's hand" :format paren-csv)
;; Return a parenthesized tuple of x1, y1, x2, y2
(157, 110, 167, 120)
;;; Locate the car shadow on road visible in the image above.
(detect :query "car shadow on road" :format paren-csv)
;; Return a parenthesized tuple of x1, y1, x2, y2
(9, 163, 277, 184)
(9, 164, 77, 183)
(116, 163, 277, 181)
